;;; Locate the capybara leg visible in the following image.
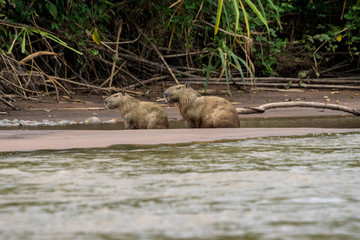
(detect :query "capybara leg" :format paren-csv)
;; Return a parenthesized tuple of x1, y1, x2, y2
(147, 119, 164, 129)
(186, 121, 196, 128)
(125, 121, 135, 129)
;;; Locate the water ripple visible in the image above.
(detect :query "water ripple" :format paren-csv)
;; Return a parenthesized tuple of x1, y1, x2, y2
(1, 133, 360, 239)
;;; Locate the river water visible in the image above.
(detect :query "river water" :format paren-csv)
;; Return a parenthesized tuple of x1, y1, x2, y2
(1, 133, 360, 239)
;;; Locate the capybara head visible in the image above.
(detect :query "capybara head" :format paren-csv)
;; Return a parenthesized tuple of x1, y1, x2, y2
(104, 91, 130, 109)
(164, 83, 199, 103)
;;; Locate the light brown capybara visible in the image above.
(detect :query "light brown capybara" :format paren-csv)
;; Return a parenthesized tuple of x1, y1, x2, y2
(105, 91, 169, 129)
(164, 83, 240, 128)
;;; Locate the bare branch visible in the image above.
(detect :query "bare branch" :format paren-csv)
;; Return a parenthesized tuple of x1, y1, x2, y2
(237, 102, 360, 116)
(0, 96, 19, 110)
(135, 25, 180, 85)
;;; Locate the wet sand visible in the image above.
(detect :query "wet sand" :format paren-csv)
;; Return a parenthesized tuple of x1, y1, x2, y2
(1, 128, 360, 152)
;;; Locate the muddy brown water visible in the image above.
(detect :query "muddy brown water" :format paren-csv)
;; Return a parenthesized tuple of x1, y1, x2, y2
(1, 132, 360, 239)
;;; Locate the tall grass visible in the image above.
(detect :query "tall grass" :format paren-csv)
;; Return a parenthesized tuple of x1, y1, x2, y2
(208, 0, 275, 95)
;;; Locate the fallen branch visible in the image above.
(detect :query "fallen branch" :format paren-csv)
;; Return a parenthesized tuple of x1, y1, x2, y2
(116, 52, 198, 78)
(0, 74, 39, 94)
(109, 20, 123, 88)
(19, 51, 59, 63)
(173, 77, 360, 90)
(95, 56, 145, 87)
(127, 75, 170, 89)
(163, 50, 210, 58)
(177, 76, 360, 84)
(135, 25, 179, 85)
(237, 101, 360, 116)
(51, 76, 116, 92)
(0, 96, 19, 110)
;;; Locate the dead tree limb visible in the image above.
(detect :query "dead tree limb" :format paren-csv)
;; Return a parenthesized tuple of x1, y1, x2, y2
(0, 96, 19, 110)
(117, 52, 198, 78)
(109, 20, 123, 88)
(135, 25, 179, 85)
(237, 102, 360, 116)
(127, 75, 170, 89)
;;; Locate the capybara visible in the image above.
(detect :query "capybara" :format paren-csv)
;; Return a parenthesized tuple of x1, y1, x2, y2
(105, 91, 169, 129)
(164, 83, 240, 128)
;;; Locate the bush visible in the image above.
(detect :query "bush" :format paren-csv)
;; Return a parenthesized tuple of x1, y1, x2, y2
(0, 0, 359, 96)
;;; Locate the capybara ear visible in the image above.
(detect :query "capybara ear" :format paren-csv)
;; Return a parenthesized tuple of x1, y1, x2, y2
(122, 89, 126, 96)
(185, 82, 190, 88)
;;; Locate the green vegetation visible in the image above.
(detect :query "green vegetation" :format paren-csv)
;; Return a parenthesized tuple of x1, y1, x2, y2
(0, 0, 359, 97)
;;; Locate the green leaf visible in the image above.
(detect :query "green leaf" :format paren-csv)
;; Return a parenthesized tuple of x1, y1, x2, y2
(231, 0, 239, 34)
(214, 0, 224, 39)
(233, 53, 254, 80)
(229, 51, 246, 87)
(29, 28, 83, 55)
(284, 82, 291, 90)
(299, 80, 307, 87)
(21, 30, 26, 54)
(243, 0, 269, 33)
(257, 0, 267, 22)
(266, 0, 281, 29)
(47, 2, 58, 19)
(7, 28, 24, 54)
(92, 27, 101, 45)
(298, 70, 311, 78)
(218, 48, 232, 97)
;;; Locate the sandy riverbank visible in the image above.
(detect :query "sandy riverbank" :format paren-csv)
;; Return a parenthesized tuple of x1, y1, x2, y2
(1, 88, 359, 152)
(1, 87, 360, 122)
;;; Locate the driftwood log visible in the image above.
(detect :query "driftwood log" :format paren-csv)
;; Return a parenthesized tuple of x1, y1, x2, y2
(237, 102, 360, 116)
